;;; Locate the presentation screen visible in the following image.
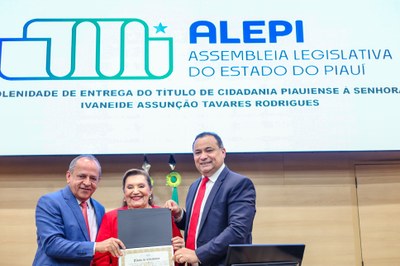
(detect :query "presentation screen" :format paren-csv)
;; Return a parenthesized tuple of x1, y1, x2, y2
(0, 0, 399, 155)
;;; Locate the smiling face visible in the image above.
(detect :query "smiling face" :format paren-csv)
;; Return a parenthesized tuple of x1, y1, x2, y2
(66, 157, 101, 202)
(193, 134, 226, 177)
(123, 174, 153, 209)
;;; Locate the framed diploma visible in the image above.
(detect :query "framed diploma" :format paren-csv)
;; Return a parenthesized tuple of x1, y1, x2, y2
(117, 208, 173, 248)
(119, 245, 174, 266)
(118, 208, 174, 265)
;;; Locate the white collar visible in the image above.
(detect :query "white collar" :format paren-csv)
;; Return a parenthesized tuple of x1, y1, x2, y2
(204, 163, 225, 182)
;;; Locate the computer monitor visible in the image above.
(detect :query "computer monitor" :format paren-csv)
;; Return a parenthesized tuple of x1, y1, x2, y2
(225, 244, 306, 266)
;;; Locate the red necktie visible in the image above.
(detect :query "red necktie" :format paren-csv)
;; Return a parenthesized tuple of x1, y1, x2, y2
(80, 201, 91, 240)
(186, 176, 209, 250)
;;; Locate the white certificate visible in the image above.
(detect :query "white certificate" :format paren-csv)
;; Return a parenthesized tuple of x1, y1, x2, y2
(119, 245, 174, 266)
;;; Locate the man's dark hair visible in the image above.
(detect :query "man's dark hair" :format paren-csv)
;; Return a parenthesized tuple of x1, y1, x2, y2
(192, 131, 224, 150)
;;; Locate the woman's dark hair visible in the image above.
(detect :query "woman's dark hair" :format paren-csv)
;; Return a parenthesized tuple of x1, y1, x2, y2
(122, 168, 153, 207)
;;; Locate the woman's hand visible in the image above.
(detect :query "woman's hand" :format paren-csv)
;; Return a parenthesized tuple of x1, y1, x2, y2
(171, 236, 185, 251)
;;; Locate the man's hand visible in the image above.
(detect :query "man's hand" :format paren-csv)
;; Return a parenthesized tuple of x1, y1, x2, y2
(173, 247, 199, 264)
(164, 199, 182, 219)
(95, 237, 126, 257)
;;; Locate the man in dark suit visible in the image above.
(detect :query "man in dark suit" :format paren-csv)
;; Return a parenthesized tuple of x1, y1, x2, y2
(33, 154, 125, 266)
(166, 132, 256, 265)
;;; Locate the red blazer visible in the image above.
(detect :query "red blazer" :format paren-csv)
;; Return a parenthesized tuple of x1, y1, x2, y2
(92, 205, 182, 266)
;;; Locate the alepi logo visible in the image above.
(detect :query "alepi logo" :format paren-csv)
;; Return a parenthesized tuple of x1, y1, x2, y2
(0, 18, 173, 80)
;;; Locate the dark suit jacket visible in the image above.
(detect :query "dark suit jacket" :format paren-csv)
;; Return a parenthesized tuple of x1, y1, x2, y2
(177, 166, 256, 265)
(33, 185, 105, 266)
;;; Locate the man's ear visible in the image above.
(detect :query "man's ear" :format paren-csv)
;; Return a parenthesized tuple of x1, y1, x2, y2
(66, 171, 71, 183)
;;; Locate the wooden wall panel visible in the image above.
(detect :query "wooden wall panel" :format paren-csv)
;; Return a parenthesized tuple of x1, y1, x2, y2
(253, 184, 361, 265)
(0, 152, 400, 265)
(356, 164, 400, 266)
(0, 209, 36, 264)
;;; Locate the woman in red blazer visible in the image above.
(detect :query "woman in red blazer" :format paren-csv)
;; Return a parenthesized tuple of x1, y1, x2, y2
(92, 168, 184, 266)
